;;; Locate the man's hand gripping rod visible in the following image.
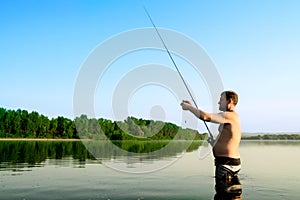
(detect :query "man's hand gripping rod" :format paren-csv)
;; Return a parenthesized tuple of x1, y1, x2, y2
(143, 6, 215, 145)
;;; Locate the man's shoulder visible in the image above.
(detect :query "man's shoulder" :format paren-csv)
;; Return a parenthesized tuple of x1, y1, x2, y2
(224, 111, 239, 116)
(223, 111, 240, 122)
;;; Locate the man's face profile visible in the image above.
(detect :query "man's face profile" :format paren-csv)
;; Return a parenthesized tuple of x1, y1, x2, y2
(218, 94, 228, 111)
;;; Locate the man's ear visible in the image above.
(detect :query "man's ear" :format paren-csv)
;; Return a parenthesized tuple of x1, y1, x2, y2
(228, 98, 233, 104)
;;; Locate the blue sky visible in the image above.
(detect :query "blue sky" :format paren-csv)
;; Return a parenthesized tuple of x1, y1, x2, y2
(1, 0, 300, 133)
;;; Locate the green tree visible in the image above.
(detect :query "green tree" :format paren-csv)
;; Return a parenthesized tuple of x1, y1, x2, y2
(74, 115, 89, 138)
(0, 108, 6, 135)
(39, 115, 50, 138)
(49, 118, 58, 138)
(27, 111, 40, 137)
(56, 116, 66, 138)
(20, 110, 29, 137)
(12, 110, 21, 136)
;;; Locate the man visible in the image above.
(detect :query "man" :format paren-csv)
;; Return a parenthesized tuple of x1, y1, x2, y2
(181, 90, 242, 198)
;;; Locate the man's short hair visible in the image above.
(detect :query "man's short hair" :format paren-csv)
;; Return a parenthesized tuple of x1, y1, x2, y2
(222, 90, 238, 105)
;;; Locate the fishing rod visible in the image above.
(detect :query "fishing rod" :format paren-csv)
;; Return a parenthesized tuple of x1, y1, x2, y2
(143, 6, 214, 144)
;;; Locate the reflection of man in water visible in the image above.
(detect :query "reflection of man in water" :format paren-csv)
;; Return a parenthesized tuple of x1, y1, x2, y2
(181, 90, 242, 199)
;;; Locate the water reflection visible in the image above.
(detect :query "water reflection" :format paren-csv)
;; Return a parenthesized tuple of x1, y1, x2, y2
(82, 140, 204, 173)
(1, 140, 300, 199)
(0, 140, 97, 172)
(0, 140, 203, 173)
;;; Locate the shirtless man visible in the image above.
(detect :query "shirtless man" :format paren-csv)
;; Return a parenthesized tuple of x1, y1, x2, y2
(181, 91, 242, 191)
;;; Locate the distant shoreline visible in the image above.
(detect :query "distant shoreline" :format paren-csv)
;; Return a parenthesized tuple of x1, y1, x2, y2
(0, 134, 300, 142)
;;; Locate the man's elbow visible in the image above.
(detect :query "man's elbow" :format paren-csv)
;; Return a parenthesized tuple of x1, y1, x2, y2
(200, 113, 211, 122)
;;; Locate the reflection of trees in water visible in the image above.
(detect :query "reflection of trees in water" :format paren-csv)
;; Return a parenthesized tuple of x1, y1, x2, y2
(83, 140, 204, 168)
(0, 141, 95, 169)
(84, 140, 203, 157)
(0, 140, 204, 169)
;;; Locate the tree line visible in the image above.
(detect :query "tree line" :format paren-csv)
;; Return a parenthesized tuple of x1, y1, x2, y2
(0, 108, 77, 139)
(0, 107, 207, 140)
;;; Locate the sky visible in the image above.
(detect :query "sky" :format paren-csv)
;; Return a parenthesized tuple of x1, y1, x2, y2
(1, 0, 300, 133)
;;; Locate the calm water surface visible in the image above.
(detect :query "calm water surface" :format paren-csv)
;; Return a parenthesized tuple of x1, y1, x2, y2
(0, 140, 299, 200)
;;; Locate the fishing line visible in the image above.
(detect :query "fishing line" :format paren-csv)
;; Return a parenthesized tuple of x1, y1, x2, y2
(143, 6, 214, 142)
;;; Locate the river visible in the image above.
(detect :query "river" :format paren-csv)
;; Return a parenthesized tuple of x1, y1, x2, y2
(0, 140, 299, 199)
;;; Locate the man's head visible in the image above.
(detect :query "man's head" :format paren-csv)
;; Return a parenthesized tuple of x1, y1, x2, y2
(218, 90, 238, 111)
